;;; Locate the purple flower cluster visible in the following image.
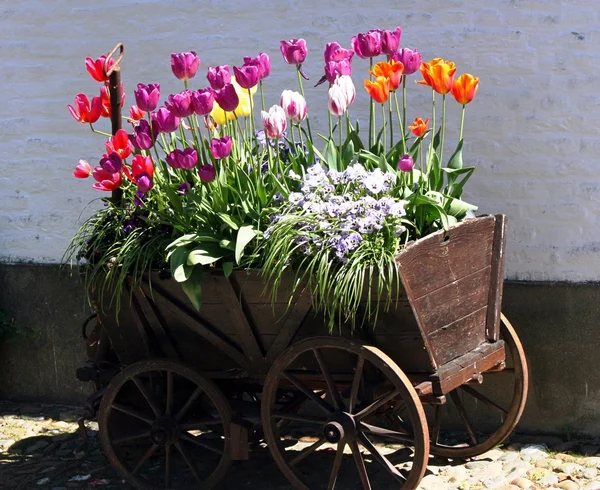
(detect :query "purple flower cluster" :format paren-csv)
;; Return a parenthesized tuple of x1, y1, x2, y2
(267, 164, 408, 261)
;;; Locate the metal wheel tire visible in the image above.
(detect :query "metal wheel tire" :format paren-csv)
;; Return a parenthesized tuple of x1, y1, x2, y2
(98, 359, 232, 489)
(261, 337, 430, 490)
(428, 314, 529, 458)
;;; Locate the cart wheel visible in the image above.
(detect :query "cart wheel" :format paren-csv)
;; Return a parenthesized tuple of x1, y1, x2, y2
(262, 337, 429, 490)
(98, 359, 232, 489)
(427, 314, 529, 458)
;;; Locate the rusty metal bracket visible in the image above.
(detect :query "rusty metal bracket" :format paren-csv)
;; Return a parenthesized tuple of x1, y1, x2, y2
(103, 42, 124, 78)
(75, 388, 106, 452)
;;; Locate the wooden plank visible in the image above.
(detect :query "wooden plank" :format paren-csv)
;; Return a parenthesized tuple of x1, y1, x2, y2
(486, 215, 507, 341)
(396, 215, 496, 299)
(427, 306, 488, 366)
(411, 266, 491, 335)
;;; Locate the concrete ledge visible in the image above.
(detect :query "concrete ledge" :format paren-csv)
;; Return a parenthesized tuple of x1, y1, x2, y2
(1, 263, 599, 434)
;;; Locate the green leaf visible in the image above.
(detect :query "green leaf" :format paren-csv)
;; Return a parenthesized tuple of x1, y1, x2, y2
(432, 127, 441, 150)
(446, 197, 478, 217)
(163, 184, 183, 215)
(324, 139, 338, 171)
(235, 225, 257, 264)
(219, 239, 235, 250)
(187, 248, 223, 266)
(217, 213, 240, 230)
(181, 265, 203, 310)
(169, 246, 193, 282)
(341, 139, 355, 167)
(427, 149, 442, 191)
(222, 261, 234, 277)
(386, 136, 407, 164)
(447, 139, 464, 170)
(377, 153, 394, 173)
(443, 166, 475, 198)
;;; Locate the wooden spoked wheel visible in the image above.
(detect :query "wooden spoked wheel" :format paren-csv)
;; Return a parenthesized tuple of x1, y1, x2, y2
(98, 359, 232, 489)
(261, 337, 430, 490)
(427, 314, 529, 458)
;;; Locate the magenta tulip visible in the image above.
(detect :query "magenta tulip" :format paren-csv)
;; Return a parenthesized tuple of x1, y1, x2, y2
(280, 39, 308, 65)
(166, 148, 198, 170)
(151, 107, 180, 134)
(351, 30, 382, 59)
(206, 65, 231, 90)
(171, 51, 200, 81)
(214, 84, 239, 112)
(398, 154, 414, 172)
(199, 164, 216, 183)
(243, 53, 271, 80)
(99, 152, 123, 174)
(191, 88, 215, 116)
(233, 64, 259, 89)
(165, 90, 194, 118)
(210, 136, 233, 159)
(391, 48, 422, 75)
(136, 174, 153, 193)
(324, 42, 354, 62)
(324, 59, 353, 84)
(379, 27, 402, 55)
(134, 83, 160, 112)
(130, 119, 155, 150)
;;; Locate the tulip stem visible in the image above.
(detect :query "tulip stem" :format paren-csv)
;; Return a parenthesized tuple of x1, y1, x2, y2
(259, 80, 266, 113)
(247, 88, 260, 154)
(428, 90, 435, 176)
(369, 57, 374, 149)
(402, 75, 407, 135)
(440, 94, 446, 165)
(296, 67, 313, 144)
(338, 115, 343, 166)
(328, 111, 333, 141)
(89, 124, 111, 137)
(393, 92, 406, 154)
(388, 96, 393, 148)
(381, 103, 386, 151)
(459, 104, 466, 141)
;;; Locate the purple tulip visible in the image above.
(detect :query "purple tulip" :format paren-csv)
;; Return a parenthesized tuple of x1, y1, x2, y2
(191, 88, 215, 116)
(165, 90, 194, 118)
(324, 59, 353, 84)
(178, 182, 192, 195)
(210, 136, 233, 159)
(134, 83, 160, 112)
(136, 174, 153, 193)
(280, 39, 308, 65)
(199, 164, 216, 183)
(166, 148, 198, 170)
(206, 65, 231, 90)
(243, 53, 271, 80)
(100, 152, 122, 173)
(130, 119, 155, 150)
(233, 64, 259, 89)
(398, 154, 414, 172)
(391, 48, 422, 75)
(171, 51, 200, 81)
(214, 84, 239, 112)
(324, 42, 354, 62)
(351, 30, 382, 59)
(379, 27, 402, 55)
(151, 107, 180, 134)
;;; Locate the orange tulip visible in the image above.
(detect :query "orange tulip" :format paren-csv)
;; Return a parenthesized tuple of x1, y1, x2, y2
(451, 73, 479, 104)
(370, 60, 404, 91)
(416, 58, 456, 95)
(364, 76, 390, 104)
(409, 117, 430, 137)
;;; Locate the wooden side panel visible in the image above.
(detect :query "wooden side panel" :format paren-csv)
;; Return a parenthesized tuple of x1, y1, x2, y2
(486, 215, 507, 341)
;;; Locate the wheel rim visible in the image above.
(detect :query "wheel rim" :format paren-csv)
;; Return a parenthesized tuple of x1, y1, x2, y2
(261, 337, 429, 490)
(98, 360, 232, 490)
(427, 314, 529, 458)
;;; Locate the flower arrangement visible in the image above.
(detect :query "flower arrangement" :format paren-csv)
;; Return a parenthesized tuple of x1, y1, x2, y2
(66, 27, 480, 327)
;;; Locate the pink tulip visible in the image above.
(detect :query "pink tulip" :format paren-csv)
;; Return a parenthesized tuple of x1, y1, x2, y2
(351, 30, 382, 59)
(207, 65, 231, 90)
(243, 53, 271, 80)
(165, 90, 194, 118)
(151, 107, 180, 134)
(324, 59, 353, 84)
(280, 90, 307, 123)
(391, 48, 422, 75)
(85, 55, 114, 83)
(67, 94, 102, 124)
(214, 83, 239, 112)
(261, 105, 287, 139)
(199, 164, 216, 183)
(398, 154, 414, 172)
(129, 105, 145, 121)
(379, 27, 402, 55)
(131, 155, 154, 179)
(210, 136, 233, 159)
(233, 64, 259, 89)
(280, 39, 308, 65)
(73, 159, 91, 178)
(136, 174, 153, 193)
(324, 42, 354, 62)
(134, 83, 160, 112)
(171, 51, 200, 81)
(191, 88, 215, 116)
(166, 148, 198, 170)
(92, 166, 122, 191)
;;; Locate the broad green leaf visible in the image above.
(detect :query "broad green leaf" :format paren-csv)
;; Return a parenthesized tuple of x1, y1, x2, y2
(447, 139, 464, 169)
(324, 140, 338, 171)
(446, 197, 478, 217)
(222, 261, 234, 277)
(342, 139, 355, 167)
(427, 150, 442, 191)
(377, 153, 394, 173)
(187, 250, 223, 266)
(163, 184, 183, 215)
(169, 246, 193, 282)
(181, 265, 203, 310)
(235, 225, 257, 264)
(217, 212, 240, 230)
(219, 239, 235, 250)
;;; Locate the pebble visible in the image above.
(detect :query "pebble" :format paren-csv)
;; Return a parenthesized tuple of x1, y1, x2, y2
(585, 468, 599, 479)
(558, 481, 580, 490)
(584, 482, 600, 490)
(510, 477, 534, 489)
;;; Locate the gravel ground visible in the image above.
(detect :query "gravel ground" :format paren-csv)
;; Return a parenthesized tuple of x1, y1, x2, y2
(1, 401, 599, 489)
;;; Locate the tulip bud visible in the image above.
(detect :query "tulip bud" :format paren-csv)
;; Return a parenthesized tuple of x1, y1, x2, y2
(136, 174, 153, 193)
(73, 159, 92, 179)
(280, 39, 308, 65)
(165, 90, 195, 118)
(100, 152, 123, 174)
(134, 83, 160, 112)
(199, 164, 216, 183)
(210, 136, 233, 160)
(130, 119, 155, 150)
(207, 65, 231, 90)
(324, 42, 354, 63)
(171, 51, 200, 81)
(261, 105, 287, 139)
(280, 90, 307, 123)
(398, 154, 414, 172)
(328, 84, 348, 116)
(166, 148, 198, 170)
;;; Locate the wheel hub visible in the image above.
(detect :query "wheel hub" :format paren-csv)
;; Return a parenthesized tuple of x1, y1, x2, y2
(323, 412, 356, 443)
(150, 416, 179, 446)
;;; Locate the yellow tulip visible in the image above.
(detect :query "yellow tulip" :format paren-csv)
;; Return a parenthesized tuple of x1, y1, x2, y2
(209, 76, 256, 125)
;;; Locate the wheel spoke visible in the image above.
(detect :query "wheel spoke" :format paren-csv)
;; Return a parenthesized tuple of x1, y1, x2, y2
(358, 433, 406, 483)
(431, 405, 442, 445)
(350, 440, 372, 490)
(450, 391, 478, 445)
(131, 443, 158, 475)
(271, 411, 327, 424)
(175, 386, 203, 422)
(355, 389, 399, 421)
(165, 443, 172, 488)
(349, 355, 365, 414)
(166, 371, 174, 416)
(313, 348, 344, 411)
(132, 376, 162, 417)
(327, 442, 345, 490)
(360, 422, 414, 445)
(174, 441, 202, 485)
(111, 403, 154, 425)
(461, 385, 508, 415)
(112, 430, 151, 445)
(283, 372, 334, 415)
(289, 437, 326, 466)
(180, 418, 223, 430)
(181, 431, 223, 455)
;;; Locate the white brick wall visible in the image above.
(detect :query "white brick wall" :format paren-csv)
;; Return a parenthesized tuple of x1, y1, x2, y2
(1, 0, 598, 281)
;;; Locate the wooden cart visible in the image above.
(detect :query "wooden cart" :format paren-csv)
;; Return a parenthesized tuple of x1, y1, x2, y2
(77, 213, 528, 490)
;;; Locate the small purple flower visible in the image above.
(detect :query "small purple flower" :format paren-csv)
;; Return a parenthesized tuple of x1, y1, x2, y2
(351, 30, 382, 59)
(199, 164, 216, 183)
(398, 154, 414, 172)
(166, 148, 198, 170)
(191, 88, 215, 116)
(206, 65, 231, 90)
(130, 119, 155, 150)
(392, 48, 422, 75)
(210, 135, 233, 159)
(233, 64, 260, 89)
(280, 39, 308, 65)
(171, 51, 200, 81)
(136, 173, 153, 193)
(243, 53, 271, 80)
(379, 27, 402, 55)
(152, 107, 180, 133)
(178, 182, 192, 195)
(134, 83, 160, 112)
(165, 90, 194, 118)
(100, 152, 122, 173)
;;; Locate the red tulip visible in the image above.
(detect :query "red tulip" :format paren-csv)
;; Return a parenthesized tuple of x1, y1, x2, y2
(128, 105, 146, 121)
(92, 166, 122, 191)
(67, 94, 102, 124)
(131, 155, 154, 178)
(73, 159, 91, 178)
(85, 55, 114, 83)
(100, 84, 125, 118)
(105, 129, 133, 160)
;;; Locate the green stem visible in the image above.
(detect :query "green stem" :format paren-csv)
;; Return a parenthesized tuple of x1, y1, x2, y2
(248, 88, 259, 153)
(381, 103, 386, 151)
(402, 75, 407, 134)
(259, 80, 266, 112)
(440, 94, 446, 165)
(393, 92, 406, 154)
(296, 67, 313, 144)
(89, 124, 111, 137)
(338, 115, 343, 166)
(369, 57, 374, 148)
(388, 96, 393, 148)
(459, 104, 466, 141)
